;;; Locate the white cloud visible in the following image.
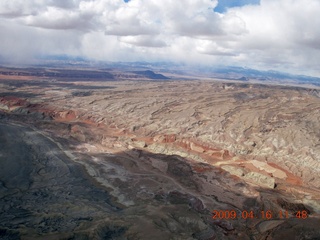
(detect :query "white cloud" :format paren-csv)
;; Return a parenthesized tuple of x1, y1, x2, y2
(0, 0, 319, 76)
(222, 0, 320, 75)
(196, 40, 237, 56)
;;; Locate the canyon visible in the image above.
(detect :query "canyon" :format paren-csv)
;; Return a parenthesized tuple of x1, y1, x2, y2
(0, 67, 319, 239)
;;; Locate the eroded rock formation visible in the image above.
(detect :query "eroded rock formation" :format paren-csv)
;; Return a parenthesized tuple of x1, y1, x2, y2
(0, 68, 319, 239)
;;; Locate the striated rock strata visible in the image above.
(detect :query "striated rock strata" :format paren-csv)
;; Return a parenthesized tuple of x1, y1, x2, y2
(0, 69, 320, 239)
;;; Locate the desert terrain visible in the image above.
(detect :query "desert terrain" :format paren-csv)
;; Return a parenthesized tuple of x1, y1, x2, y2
(0, 67, 319, 239)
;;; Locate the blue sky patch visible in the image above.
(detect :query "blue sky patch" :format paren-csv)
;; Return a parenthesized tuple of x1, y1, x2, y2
(214, 0, 260, 13)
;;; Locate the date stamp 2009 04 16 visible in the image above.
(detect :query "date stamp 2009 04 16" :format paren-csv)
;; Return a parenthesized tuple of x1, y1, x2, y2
(212, 210, 308, 220)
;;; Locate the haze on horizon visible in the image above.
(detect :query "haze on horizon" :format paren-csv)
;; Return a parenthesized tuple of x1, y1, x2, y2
(0, 0, 320, 77)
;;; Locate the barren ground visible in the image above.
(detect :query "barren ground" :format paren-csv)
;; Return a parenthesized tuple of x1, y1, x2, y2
(0, 68, 319, 239)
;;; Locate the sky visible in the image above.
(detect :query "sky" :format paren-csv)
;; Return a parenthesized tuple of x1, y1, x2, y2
(0, 0, 320, 77)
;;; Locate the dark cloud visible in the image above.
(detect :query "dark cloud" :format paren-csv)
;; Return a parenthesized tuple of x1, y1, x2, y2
(119, 36, 167, 48)
(105, 25, 158, 36)
(48, 0, 78, 9)
(25, 8, 97, 31)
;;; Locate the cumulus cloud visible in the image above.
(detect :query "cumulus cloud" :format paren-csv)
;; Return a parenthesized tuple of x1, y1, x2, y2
(196, 40, 238, 56)
(25, 7, 96, 31)
(0, 0, 43, 17)
(0, 0, 320, 76)
(223, 0, 320, 74)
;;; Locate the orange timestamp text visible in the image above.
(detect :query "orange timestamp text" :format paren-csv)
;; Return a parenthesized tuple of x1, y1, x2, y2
(212, 210, 308, 220)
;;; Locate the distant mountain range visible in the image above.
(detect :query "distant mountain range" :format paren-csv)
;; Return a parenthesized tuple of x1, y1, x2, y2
(115, 63, 320, 86)
(203, 66, 320, 86)
(1, 55, 319, 86)
(132, 70, 170, 80)
(99, 61, 320, 86)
